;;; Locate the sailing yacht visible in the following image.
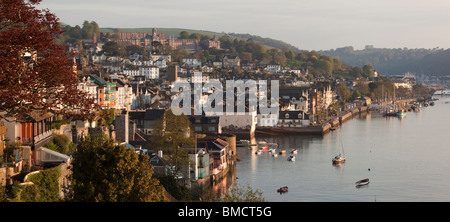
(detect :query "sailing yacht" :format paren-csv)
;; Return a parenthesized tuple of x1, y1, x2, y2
(332, 130, 346, 164)
(332, 153, 346, 164)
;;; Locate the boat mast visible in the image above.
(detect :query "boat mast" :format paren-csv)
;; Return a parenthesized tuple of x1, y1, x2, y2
(339, 130, 345, 156)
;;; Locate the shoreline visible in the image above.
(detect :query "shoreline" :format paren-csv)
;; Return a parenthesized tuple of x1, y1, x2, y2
(255, 98, 419, 137)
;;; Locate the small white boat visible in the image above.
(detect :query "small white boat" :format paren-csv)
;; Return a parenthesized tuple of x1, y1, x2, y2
(332, 154, 345, 164)
(255, 150, 262, 155)
(287, 155, 295, 162)
(290, 149, 298, 154)
(272, 153, 278, 157)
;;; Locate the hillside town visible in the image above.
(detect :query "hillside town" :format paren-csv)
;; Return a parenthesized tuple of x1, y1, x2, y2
(0, 11, 435, 201)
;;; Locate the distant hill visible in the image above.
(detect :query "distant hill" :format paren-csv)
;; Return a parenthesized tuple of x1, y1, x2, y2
(100, 27, 301, 53)
(320, 46, 450, 76)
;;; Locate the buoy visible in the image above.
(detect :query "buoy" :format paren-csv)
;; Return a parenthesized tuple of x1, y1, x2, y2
(368, 168, 371, 171)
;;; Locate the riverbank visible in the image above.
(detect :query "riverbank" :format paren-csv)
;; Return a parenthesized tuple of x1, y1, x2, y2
(255, 98, 419, 136)
(235, 95, 450, 201)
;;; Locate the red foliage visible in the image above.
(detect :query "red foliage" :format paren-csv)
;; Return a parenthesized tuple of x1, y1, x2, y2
(0, 0, 97, 119)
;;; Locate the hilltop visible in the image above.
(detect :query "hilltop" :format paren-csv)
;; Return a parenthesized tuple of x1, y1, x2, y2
(100, 27, 301, 53)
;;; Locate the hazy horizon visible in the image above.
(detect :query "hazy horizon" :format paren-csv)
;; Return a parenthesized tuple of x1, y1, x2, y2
(38, 0, 450, 51)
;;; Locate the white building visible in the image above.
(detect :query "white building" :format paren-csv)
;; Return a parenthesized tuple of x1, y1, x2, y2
(123, 69, 141, 77)
(265, 64, 281, 73)
(182, 58, 202, 68)
(191, 71, 209, 83)
(150, 53, 171, 68)
(140, 66, 159, 79)
(115, 80, 133, 110)
(206, 110, 258, 133)
(78, 77, 98, 103)
(257, 112, 278, 127)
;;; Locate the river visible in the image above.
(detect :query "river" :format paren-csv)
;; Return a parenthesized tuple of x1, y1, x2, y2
(234, 96, 450, 202)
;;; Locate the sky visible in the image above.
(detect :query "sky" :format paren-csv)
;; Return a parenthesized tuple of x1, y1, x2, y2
(37, 0, 450, 51)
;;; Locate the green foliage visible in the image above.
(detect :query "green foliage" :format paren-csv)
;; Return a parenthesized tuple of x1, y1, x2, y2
(98, 109, 115, 126)
(44, 141, 59, 152)
(51, 118, 71, 130)
(70, 135, 164, 202)
(102, 41, 124, 56)
(12, 183, 41, 202)
(147, 110, 195, 176)
(338, 84, 351, 102)
(223, 183, 266, 202)
(320, 46, 445, 75)
(180, 31, 190, 39)
(44, 134, 74, 154)
(12, 167, 62, 202)
(157, 175, 195, 201)
(362, 64, 374, 78)
(57, 20, 100, 45)
(0, 183, 7, 202)
(27, 167, 62, 202)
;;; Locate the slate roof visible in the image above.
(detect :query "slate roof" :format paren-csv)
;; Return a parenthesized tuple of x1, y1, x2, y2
(129, 109, 165, 121)
(196, 138, 228, 152)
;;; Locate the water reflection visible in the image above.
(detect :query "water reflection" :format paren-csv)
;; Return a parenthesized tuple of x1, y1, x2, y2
(233, 96, 450, 201)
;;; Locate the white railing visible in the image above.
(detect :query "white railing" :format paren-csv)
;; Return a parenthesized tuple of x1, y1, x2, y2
(33, 131, 52, 144)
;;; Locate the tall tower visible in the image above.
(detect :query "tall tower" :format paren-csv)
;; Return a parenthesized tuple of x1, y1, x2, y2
(168, 63, 178, 83)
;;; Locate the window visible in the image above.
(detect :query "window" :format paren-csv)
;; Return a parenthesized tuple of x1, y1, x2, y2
(208, 126, 216, 132)
(194, 126, 202, 132)
(285, 113, 289, 119)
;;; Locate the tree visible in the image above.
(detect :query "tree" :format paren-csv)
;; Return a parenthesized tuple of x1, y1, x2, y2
(179, 31, 189, 39)
(45, 134, 75, 154)
(338, 84, 351, 102)
(352, 89, 362, 99)
(102, 41, 119, 56)
(147, 110, 195, 177)
(223, 183, 266, 202)
(362, 64, 374, 78)
(0, 0, 96, 120)
(69, 135, 164, 202)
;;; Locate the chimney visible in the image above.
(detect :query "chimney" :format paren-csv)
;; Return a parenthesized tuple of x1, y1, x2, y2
(158, 149, 163, 158)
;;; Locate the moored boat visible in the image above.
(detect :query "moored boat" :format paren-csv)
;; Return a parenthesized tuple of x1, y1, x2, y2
(287, 155, 295, 162)
(355, 178, 370, 187)
(258, 141, 269, 151)
(279, 150, 286, 155)
(332, 154, 346, 164)
(290, 149, 297, 154)
(277, 186, 288, 193)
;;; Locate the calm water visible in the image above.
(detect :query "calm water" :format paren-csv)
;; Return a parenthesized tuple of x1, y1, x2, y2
(235, 96, 450, 202)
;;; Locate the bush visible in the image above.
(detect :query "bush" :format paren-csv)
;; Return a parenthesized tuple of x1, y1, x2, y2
(44, 134, 71, 154)
(51, 119, 71, 130)
(0, 182, 7, 202)
(157, 175, 196, 201)
(12, 183, 40, 202)
(27, 167, 62, 202)
(44, 141, 59, 152)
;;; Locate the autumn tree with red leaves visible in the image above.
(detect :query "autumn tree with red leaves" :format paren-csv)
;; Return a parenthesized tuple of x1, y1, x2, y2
(0, 0, 96, 120)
